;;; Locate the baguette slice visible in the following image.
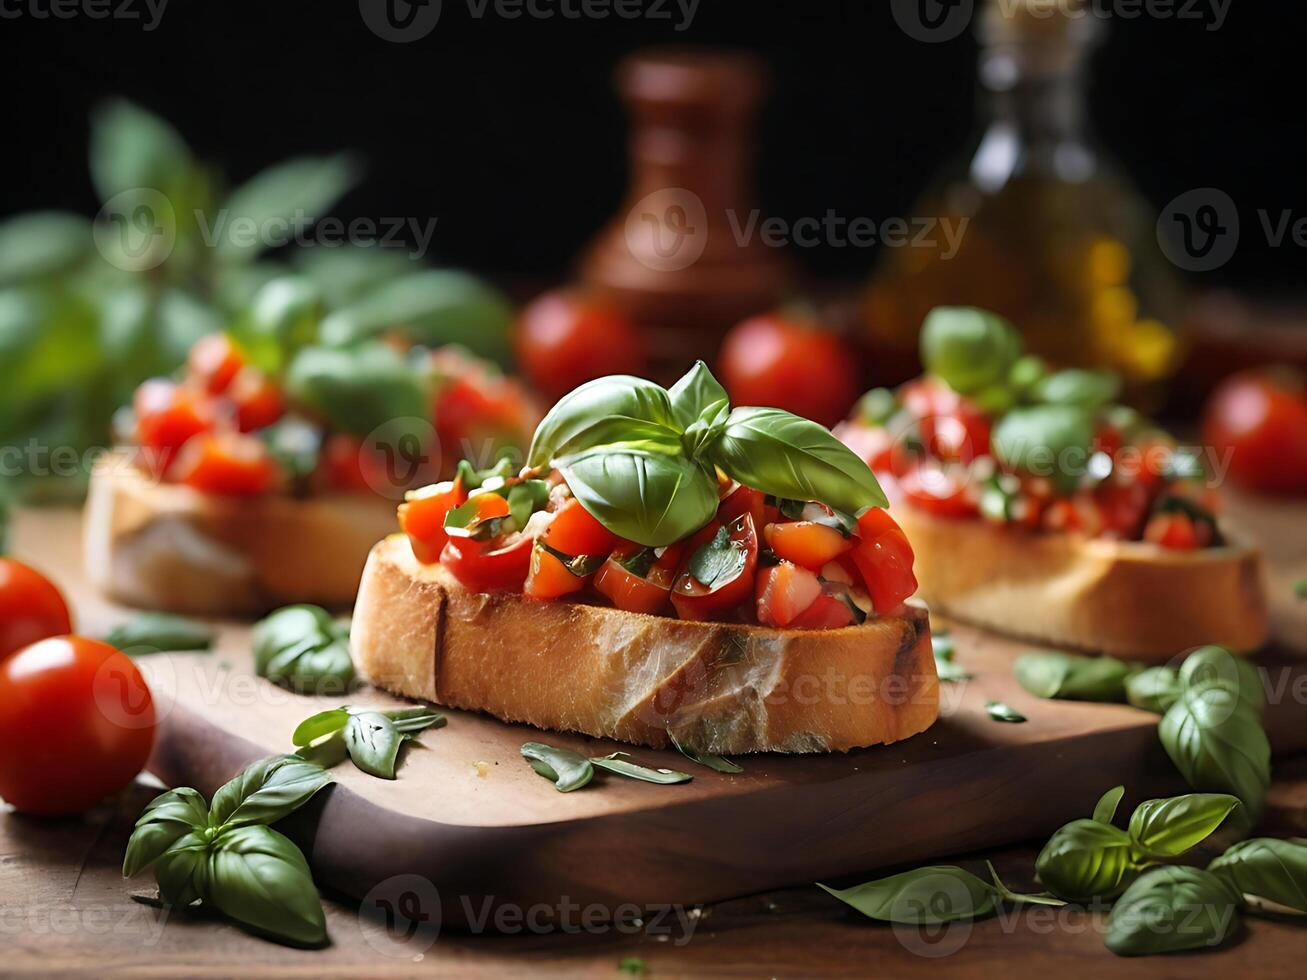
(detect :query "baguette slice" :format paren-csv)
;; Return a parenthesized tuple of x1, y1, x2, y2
(84, 452, 396, 615)
(892, 502, 1269, 660)
(351, 534, 940, 754)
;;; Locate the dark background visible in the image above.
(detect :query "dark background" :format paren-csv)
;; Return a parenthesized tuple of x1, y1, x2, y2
(2, 0, 1301, 294)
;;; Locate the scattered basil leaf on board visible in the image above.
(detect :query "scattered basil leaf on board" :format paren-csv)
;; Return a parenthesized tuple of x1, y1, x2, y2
(122, 787, 210, 878)
(103, 612, 215, 653)
(1014, 650, 1136, 702)
(254, 605, 355, 694)
(205, 824, 328, 948)
(521, 742, 594, 793)
(1208, 838, 1307, 914)
(1125, 666, 1182, 714)
(1296, 578, 1307, 600)
(590, 753, 693, 785)
(291, 705, 444, 778)
(932, 631, 971, 682)
(1035, 819, 1138, 902)
(1127, 794, 1241, 859)
(291, 708, 351, 747)
(668, 732, 743, 773)
(818, 866, 1001, 924)
(1093, 785, 1126, 825)
(296, 730, 349, 769)
(343, 712, 405, 780)
(1179, 646, 1265, 715)
(985, 861, 1067, 908)
(1105, 866, 1239, 957)
(386, 706, 446, 734)
(207, 755, 333, 830)
(985, 701, 1026, 724)
(618, 956, 648, 976)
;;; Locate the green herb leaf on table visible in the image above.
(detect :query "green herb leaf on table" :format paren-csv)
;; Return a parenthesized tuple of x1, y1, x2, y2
(617, 956, 648, 976)
(151, 830, 209, 908)
(1035, 819, 1138, 902)
(818, 866, 1001, 924)
(205, 824, 328, 948)
(668, 732, 743, 773)
(253, 605, 355, 694)
(1127, 794, 1241, 859)
(343, 711, 405, 780)
(931, 631, 972, 682)
(1125, 666, 1182, 714)
(1105, 866, 1239, 957)
(103, 612, 215, 653)
(1014, 650, 1136, 701)
(1208, 837, 1307, 915)
(122, 787, 210, 877)
(985, 701, 1026, 724)
(291, 708, 352, 747)
(292, 705, 444, 777)
(1296, 578, 1307, 600)
(985, 861, 1067, 908)
(1093, 785, 1126, 825)
(1179, 645, 1265, 715)
(589, 753, 693, 785)
(521, 742, 594, 793)
(207, 755, 333, 830)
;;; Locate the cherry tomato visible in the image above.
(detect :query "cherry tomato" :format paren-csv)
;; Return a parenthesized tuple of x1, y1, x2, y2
(0, 636, 155, 815)
(541, 497, 618, 558)
(899, 380, 991, 463)
(755, 560, 822, 628)
(440, 534, 533, 593)
(593, 543, 683, 616)
(789, 593, 858, 630)
(718, 312, 859, 427)
(671, 513, 759, 621)
(764, 520, 853, 570)
(898, 463, 979, 519)
(172, 432, 281, 496)
(515, 290, 646, 400)
(133, 379, 213, 476)
(1203, 368, 1307, 494)
(228, 368, 285, 433)
(187, 333, 243, 394)
(399, 478, 467, 563)
(524, 543, 589, 600)
(0, 558, 72, 660)
(431, 351, 537, 473)
(1144, 512, 1200, 550)
(848, 509, 918, 614)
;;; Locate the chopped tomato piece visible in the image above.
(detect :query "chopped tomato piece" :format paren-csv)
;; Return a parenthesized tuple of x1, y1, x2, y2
(718, 484, 772, 531)
(541, 497, 617, 557)
(898, 464, 978, 519)
(789, 593, 857, 630)
(524, 543, 589, 599)
(440, 534, 532, 593)
(399, 478, 466, 563)
(1094, 482, 1149, 538)
(755, 561, 823, 628)
(172, 433, 281, 496)
(1144, 512, 1200, 550)
(228, 368, 285, 432)
(322, 435, 373, 493)
(764, 520, 853, 569)
(187, 334, 243, 394)
(468, 491, 511, 521)
(593, 543, 683, 615)
(849, 509, 917, 614)
(133, 379, 213, 476)
(1042, 499, 1082, 533)
(670, 514, 759, 621)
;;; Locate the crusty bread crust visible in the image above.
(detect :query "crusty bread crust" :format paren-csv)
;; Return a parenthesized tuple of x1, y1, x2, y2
(351, 535, 940, 754)
(891, 503, 1269, 660)
(83, 452, 397, 615)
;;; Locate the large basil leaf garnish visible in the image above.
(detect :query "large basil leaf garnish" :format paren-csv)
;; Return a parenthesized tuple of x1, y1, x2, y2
(991, 405, 1094, 492)
(122, 787, 211, 877)
(818, 866, 1001, 924)
(920, 306, 1021, 395)
(711, 407, 888, 514)
(343, 711, 405, 780)
(667, 360, 729, 428)
(205, 824, 328, 948)
(527, 376, 680, 468)
(559, 449, 719, 547)
(1127, 794, 1241, 859)
(1035, 819, 1138, 902)
(254, 605, 355, 694)
(1105, 866, 1239, 957)
(1015, 650, 1137, 702)
(207, 755, 333, 830)
(152, 830, 210, 908)
(283, 342, 429, 444)
(1208, 838, 1307, 914)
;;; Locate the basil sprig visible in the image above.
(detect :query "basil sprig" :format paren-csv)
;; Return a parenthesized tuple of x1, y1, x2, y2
(103, 612, 215, 653)
(526, 362, 886, 547)
(122, 755, 332, 948)
(1014, 650, 1138, 702)
(292, 705, 445, 780)
(1208, 838, 1307, 914)
(254, 605, 355, 694)
(521, 742, 692, 792)
(1105, 866, 1240, 956)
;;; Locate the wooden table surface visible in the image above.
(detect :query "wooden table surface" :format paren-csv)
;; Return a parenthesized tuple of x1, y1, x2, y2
(4, 508, 1307, 978)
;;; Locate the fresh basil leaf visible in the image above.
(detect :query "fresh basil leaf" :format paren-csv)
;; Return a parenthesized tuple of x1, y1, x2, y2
(443, 497, 508, 541)
(985, 861, 1067, 908)
(254, 605, 355, 695)
(1105, 866, 1239, 957)
(1014, 650, 1136, 702)
(559, 448, 719, 548)
(686, 525, 748, 589)
(711, 406, 888, 514)
(667, 732, 743, 773)
(1093, 785, 1126, 825)
(291, 708, 351, 747)
(292, 243, 415, 309)
(208, 755, 333, 830)
(90, 98, 192, 203)
(1208, 838, 1307, 914)
(1035, 819, 1139, 902)
(856, 388, 898, 427)
(986, 701, 1026, 723)
(284, 343, 429, 446)
(152, 830, 209, 908)
(818, 866, 1000, 924)
(521, 742, 594, 793)
(231, 276, 323, 374)
(931, 631, 972, 682)
(1127, 794, 1241, 858)
(508, 479, 549, 529)
(527, 376, 681, 469)
(618, 956, 648, 976)
(992, 406, 1094, 492)
(123, 787, 210, 877)
(1033, 369, 1122, 410)
(1179, 646, 1265, 715)
(103, 612, 215, 654)
(217, 154, 361, 263)
(1125, 666, 1182, 715)
(387, 707, 446, 734)
(0, 211, 90, 287)
(590, 753, 693, 785)
(296, 730, 349, 769)
(1295, 578, 1307, 599)
(205, 824, 327, 948)
(1159, 685, 1270, 832)
(257, 417, 324, 488)
(344, 711, 405, 780)
(1007, 354, 1047, 393)
(920, 307, 1021, 395)
(668, 360, 729, 428)
(979, 473, 1018, 522)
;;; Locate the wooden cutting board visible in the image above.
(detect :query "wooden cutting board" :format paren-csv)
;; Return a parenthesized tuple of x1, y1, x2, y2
(15, 508, 1307, 930)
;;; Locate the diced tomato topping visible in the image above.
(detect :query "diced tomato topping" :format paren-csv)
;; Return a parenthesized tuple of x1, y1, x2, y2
(187, 334, 243, 394)
(171, 432, 281, 496)
(524, 543, 589, 599)
(764, 520, 853, 570)
(848, 509, 918, 614)
(1094, 482, 1149, 539)
(1143, 512, 1200, 550)
(228, 368, 285, 433)
(541, 497, 617, 558)
(399, 478, 466, 563)
(322, 435, 374, 493)
(898, 463, 979, 519)
(789, 593, 857, 630)
(133, 379, 214, 476)
(718, 484, 772, 531)
(670, 513, 759, 621)
(468, 491, 511, 522)
(1092, 423, 1123, 458)
(594, 555, 669, 616)
(440, 534, 533, 593)
(755, 560, 823, 628)
(1042, 499, 1082, 533)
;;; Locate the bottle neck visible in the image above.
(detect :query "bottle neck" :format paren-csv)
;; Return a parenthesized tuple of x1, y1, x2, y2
(978, 45, 1089, 146)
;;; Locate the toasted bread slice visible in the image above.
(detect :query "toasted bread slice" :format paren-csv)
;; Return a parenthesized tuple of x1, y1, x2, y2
(83, 452, 396, 615)
(1220, 487, 1307, 652)
(351, 534, 939, 754)
(891, 502, 1269, 660)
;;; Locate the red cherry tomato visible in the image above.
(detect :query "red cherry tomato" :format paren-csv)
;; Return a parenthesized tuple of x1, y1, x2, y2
(172, 432, 281, 496)
(524, 542, 589, 600)
(133, 379, 213, 476)
(228, 368, 285, 433)
(848, 509, 918, 614)
(755, 560, 823, 628)
(440, 534, 533, 593)
(515, 290, 646, 400)
(670, 513, 759, 621)
(764, 520, 853, 570)
(789, 593, 858, 630)
(593, 544, 682, 616)
(187, 333, 244, 394)
(0, 636, 155, 815)
(718, 313, 859, 427)
(541, 497, 618, 558)
(1203, 368, 1307, 494)
(0, 558, 73, 660)
(1143, 512, 1200, 550)
(399, 478, 467, 563)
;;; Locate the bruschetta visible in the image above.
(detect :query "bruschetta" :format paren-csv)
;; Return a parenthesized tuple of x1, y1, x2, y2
(351, 363, 940, 753)
(836, 306, 1268, 660)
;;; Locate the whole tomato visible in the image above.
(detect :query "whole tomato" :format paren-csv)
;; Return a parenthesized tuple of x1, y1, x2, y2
(0, 558, 73, 660)
(0, 636, 155, 815)
(1203, 368, 1307, 494)
(514, 289, 646, 400)
(717, 312, 859, 426)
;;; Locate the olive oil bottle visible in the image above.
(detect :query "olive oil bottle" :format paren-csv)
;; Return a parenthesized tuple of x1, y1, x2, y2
(866, 0, 1185, 393)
